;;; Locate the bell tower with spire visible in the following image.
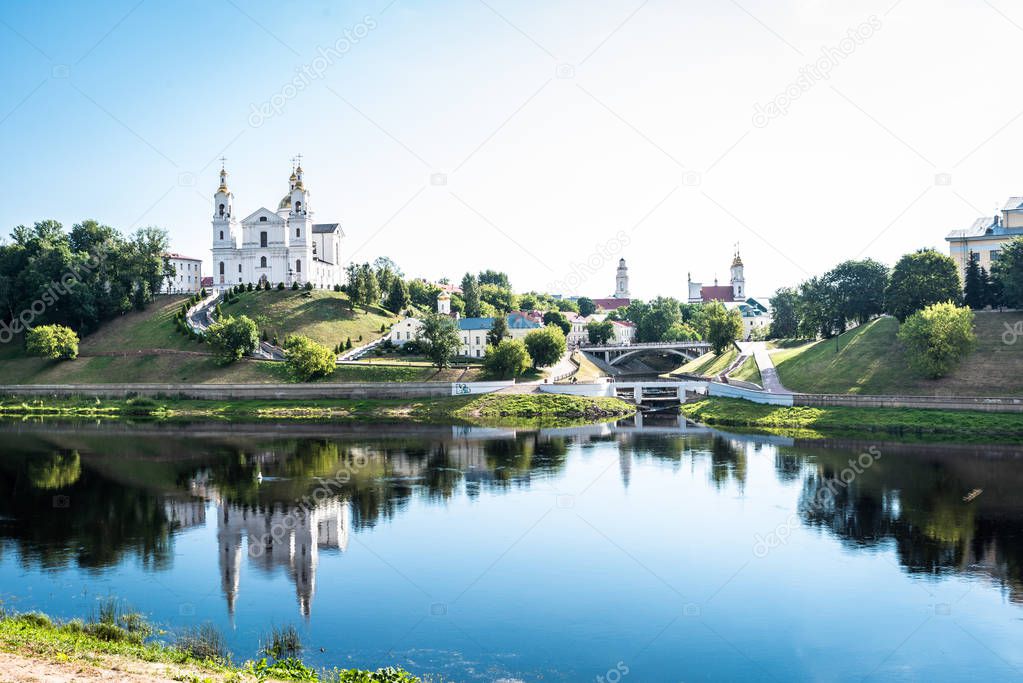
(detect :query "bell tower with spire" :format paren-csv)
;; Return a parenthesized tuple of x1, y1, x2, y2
(730, 245, 745, 300)
(286, 156, 313, 284)
(614, 258, 630, 298)
(212, 159, 238, 286)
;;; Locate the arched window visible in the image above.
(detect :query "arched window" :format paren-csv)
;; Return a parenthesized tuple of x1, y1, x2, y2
(295, 259, 301, 273)
(260, 256, 267, 268)
(219, 230, 224, 240)
(218, 262, 224, 275)
(295, 201, 301, 213)
(218, 203, 225, 216)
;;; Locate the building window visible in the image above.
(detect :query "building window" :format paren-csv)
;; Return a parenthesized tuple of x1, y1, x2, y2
(219, 262, 224, 275)
(238, 264, 242, 273)
(259, 216, 267, 222)
(260, 256, 267, 268)
(260, 231, 268, 248)
(219, 230, 224, 240)
(296, 228, 301, 238)
(218, 203, 225, 216)
(970, 252, 981, 263)
(295, 259, 301, 273)
(296, 201, 302, 213)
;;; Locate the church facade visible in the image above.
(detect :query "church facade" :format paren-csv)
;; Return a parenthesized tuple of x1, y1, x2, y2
(211, 162, 344, 290)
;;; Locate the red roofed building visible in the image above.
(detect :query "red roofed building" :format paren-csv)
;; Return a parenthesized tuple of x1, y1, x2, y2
(591, 297, 631, 312)
(688, 249, 746, 304)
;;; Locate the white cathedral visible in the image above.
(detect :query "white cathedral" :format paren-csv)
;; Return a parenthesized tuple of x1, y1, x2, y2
(211, 161, 344, 289)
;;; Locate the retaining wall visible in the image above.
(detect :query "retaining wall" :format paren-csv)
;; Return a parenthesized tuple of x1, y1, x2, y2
(794, 393, 1023, 413)
(708, 382, 794, 406)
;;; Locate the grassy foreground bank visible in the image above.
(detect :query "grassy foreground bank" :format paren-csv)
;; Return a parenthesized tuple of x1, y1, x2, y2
(680, 397, 1023, 441)
(0, 608, 418, 682)
(0, 392, 635, 426)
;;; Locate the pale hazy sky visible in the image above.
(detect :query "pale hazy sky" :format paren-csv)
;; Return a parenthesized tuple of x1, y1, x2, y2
(3, 0, 1022, 300)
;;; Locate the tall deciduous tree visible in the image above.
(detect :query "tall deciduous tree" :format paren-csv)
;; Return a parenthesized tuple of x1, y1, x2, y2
(587, 320, 614, 344)
(768, 287, 800, 338)
(420, 312, 461, 369)
(885, 249, 961, 321)
(487, 315, 509, 346)
(205, 315, 258, 363)
(542, 310, 571, 335)
(705, 301, 742, 354)
(524, 325, 567, 368)
(577, 297, 597, 317)
(483, 339, 530, 378)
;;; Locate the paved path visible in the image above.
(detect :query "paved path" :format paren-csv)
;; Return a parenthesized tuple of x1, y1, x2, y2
(737, 341, 789, 394)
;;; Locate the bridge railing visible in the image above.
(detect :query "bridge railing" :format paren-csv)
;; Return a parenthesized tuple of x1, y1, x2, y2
(580, 341, 712, 351)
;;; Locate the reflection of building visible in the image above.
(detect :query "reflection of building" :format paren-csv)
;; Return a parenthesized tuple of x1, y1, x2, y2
(217, 499, 350, 617)
(163, 498, 206, 530)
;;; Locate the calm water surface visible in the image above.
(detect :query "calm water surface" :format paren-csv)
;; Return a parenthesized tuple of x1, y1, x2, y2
(1, 416, 1023, 681)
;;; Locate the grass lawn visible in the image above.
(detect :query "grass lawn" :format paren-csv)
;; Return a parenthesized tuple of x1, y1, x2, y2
(772, 312, 1023, 396)
(681, 396, 1023, 441)
(731, 354, 762, 385)
(671, 346, 738, 378)
(226, 288, 399, 348)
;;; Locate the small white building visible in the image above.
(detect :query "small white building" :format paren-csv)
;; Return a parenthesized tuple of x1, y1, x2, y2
(161, 253, 203, 294)
(389, 296, 542, 358)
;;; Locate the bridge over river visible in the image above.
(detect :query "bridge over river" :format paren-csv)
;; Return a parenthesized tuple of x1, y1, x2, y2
(579, 340, 712, 366)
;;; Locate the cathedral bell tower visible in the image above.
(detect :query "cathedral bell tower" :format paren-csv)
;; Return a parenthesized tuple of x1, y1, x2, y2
(730, 248, 745, 300)
(614, 258, 630, 298)
(212, 161, 237, 285)
(286, 158, 313, 284)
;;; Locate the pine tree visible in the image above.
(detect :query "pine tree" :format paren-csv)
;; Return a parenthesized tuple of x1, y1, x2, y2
(963, 252, 986, 309)
(461, 272, 481, 318)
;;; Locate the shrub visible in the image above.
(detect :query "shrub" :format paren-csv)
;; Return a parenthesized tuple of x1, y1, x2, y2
(401, 338, 425, 355)
(278, 282, 286, 290)
(25, 324, 79, 360)
(205, 315, 259, 363)
(176, 622, 230, 663)
(483, 339, 531, 378)
(260, 624, 302, 659)
(284, 335, 336, 381)
(897, 302, 976, 378)
(304, 281, 314, 291)
(334, 284, 342, 292)
(123, 397, 159, 416)
(292, 281, 300, 290)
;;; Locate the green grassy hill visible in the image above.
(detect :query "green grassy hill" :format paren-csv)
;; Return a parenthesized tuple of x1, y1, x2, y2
(671, 347, 739, 378)
(772, 312, 1023, 396)
(0, 293, 467, 384)
(226, 289, 398, 348)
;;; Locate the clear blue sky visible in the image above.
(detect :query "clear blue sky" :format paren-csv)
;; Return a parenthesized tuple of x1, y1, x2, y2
(3, 0, 1023, 299)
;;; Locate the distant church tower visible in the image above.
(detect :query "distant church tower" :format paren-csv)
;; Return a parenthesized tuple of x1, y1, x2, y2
(614, 258, 630, 298)
(730, 248, 745, 300)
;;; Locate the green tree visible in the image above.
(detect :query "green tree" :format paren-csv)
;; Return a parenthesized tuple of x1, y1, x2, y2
(637, 297, 682, 342)
(25, 324, 79, 360)
(963, 252, 987, 309)
(205, 315, 258, 363)
(284, 335, 336, 381)
(885, 249, 961, 321)
(408, 279, 442, 308)
(663, 322, 700, 341)
(542, 310, 571, 335)
(478, 270, 511, 289)
(461, 273, 481, 317)
(705, 301, 742, 354)
(386, 278, 411, 313)
(483, 339, 531, 378)
(896, 302, 976, 378)
(768, 287, 800, 338)
(487, 315, 509, 346)
(827, 258, 889, 325)
(587, 320, 614, 344)
(479, 283, 517, 313)
(992, 236, 1023, 308)
(577, 297, 597, 317)
(524, 324, 566, 368)
(419, 312, 461, 369)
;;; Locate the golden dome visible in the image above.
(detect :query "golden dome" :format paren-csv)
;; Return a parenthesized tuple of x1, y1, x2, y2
(290, 171, 297, 181)
(278, 194, 292, 209)
(732, 253, 743, 267)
